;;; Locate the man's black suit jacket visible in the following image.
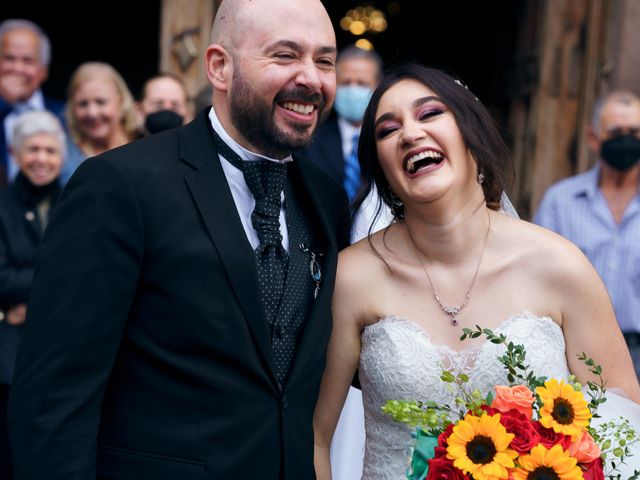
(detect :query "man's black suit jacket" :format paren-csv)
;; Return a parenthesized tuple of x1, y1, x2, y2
(8, 110, 350, 480)
(298, 114, 346, 186)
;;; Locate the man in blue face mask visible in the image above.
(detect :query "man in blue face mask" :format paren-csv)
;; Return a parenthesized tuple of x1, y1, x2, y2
(534, 90, 640, 378)
(299, 45, 382, 201)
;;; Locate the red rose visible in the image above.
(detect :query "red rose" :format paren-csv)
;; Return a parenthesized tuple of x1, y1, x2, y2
(581, 457, 604, 480)
(433, 446, 447, 458)
(427, 456, 469, 480)
(498, 409, 541, 454)
(479, 405, 500, 416)
(533, 421, 572, 450)
(437, 423, 455, 450)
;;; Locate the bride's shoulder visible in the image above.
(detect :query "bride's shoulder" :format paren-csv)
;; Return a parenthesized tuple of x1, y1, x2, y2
(494, 213, 595, 281)
(340, 225, 399, 263)
(337, 226, 400, 284)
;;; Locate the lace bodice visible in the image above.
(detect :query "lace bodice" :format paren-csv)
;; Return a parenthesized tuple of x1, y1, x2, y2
(359, 312, 570, 480)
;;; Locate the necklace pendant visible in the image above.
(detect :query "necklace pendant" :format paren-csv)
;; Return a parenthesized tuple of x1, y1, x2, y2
(451, 317, 459, 327)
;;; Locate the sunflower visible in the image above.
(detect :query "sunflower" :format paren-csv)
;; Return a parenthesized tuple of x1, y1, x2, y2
(446, 412, 518, 480)
(511, 444, 583, 480)
(536, 379, 591, 440)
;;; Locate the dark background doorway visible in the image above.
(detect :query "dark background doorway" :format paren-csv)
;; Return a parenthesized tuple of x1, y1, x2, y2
(1, 3, 162, 101)
(2, 1, 520, 123)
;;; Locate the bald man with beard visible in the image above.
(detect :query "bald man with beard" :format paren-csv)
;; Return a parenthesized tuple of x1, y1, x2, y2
(8, 1, 349, 479)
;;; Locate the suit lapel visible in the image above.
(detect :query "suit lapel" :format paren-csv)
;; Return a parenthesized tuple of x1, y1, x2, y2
(180, 112, 277, 382)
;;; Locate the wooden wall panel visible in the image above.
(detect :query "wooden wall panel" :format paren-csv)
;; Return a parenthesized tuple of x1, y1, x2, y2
(159, 0, 220, 101)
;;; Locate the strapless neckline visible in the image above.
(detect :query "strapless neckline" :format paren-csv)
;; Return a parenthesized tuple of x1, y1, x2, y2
(364, 311, 562, 355)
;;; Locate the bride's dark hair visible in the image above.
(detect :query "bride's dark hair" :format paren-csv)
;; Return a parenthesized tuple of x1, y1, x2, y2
(352, 63, 513, 230)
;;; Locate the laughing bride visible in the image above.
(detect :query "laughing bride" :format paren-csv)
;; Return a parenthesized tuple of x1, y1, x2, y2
(313, 64, 640, 479)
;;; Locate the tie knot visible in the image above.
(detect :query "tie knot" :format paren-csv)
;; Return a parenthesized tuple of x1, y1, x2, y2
(210, 127, 287, 248)
(242, 160, 287, 204)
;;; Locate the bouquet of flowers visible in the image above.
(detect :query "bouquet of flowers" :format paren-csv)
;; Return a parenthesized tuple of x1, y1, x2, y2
(382, 326, 639, 480)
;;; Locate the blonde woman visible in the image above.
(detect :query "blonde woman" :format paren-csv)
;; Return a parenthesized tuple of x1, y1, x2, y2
(62, 61, 137, 183)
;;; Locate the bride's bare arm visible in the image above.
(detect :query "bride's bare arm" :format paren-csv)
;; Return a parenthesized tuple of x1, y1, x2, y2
(557, 240, 640, 402)
(314, 252, 367, 480)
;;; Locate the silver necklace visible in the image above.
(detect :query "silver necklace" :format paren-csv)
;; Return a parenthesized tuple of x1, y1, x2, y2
(406, 213, 491, 327)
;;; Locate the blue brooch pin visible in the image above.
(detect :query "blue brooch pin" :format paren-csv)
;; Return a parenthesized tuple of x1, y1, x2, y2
(299, 243, 322, 299)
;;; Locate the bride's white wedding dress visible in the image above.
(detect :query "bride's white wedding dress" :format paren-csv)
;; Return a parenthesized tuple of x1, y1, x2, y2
(358, 312, 640, 479)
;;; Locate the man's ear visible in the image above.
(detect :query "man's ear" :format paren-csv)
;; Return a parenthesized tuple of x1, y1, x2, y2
(585, 126, 601, 154)
(205, 44, 232, 92)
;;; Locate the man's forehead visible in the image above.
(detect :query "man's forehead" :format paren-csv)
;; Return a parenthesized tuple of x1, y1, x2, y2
(601, 100, 640, 128)
(4, 28, 39, 46)
(1, 29, 40, 58)
(234, 0, 335, 47)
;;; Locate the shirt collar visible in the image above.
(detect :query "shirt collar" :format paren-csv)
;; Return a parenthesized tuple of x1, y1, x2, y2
(208, 106, 292, 164)
(14, 89, 45, 112)
(337, 115, 360, 140)
(575, 164, 601, 199)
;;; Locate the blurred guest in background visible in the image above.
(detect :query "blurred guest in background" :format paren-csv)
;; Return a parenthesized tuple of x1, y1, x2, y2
(0, 110, 65, 479)
(534, 90, 640, 378)
(136, 73, 191, 136)
(299, 45, 382, 201)
(0, 19, 65, 186)
(61, 61, 137, 183)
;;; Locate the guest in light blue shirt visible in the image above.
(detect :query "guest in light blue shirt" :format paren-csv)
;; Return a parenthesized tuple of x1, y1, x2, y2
(534, 90, 640, 377)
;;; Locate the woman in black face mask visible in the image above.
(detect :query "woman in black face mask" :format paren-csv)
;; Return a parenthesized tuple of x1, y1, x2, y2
(137, 73, 191, 137)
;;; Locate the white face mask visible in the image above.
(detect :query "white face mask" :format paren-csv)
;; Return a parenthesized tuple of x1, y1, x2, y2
(334, 85, 373, 123)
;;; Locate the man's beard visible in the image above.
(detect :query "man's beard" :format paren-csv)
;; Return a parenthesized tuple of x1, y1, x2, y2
(229, 69, 329, 158)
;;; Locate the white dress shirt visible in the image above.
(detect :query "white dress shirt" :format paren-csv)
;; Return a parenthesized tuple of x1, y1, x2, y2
(208, 107, 292, 252)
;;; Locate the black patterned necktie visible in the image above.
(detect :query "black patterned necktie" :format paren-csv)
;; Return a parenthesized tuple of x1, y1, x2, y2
(211, 129, 289, 327)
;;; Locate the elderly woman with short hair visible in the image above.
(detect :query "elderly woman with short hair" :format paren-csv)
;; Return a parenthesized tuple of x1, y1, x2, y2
(0, 109, 65, 478)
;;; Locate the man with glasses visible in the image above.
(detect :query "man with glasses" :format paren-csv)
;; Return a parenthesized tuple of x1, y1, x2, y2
(535, 90, 640, 378)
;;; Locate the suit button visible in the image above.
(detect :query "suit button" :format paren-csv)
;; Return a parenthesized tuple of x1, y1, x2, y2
(281, 395, 288, 410)
(25, 211, 35, 222)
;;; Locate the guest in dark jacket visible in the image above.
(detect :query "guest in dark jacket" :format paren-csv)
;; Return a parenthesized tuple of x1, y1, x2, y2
(0, 109, 64, 479)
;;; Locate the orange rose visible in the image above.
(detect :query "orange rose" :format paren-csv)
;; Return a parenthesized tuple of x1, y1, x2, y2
(568, 431, 601, 463)
(491, 385, 535, 419)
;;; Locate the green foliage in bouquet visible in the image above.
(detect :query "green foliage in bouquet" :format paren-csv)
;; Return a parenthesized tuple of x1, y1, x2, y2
(382, 325, 640, 480)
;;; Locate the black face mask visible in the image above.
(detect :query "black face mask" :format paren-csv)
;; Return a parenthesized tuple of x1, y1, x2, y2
(600, 133, 640, 171)
(144, 110, 184, 135)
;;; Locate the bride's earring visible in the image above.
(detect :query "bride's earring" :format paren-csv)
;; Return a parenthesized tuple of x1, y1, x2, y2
(477, 169, 485, 185)
(384, 187, 404, 219)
